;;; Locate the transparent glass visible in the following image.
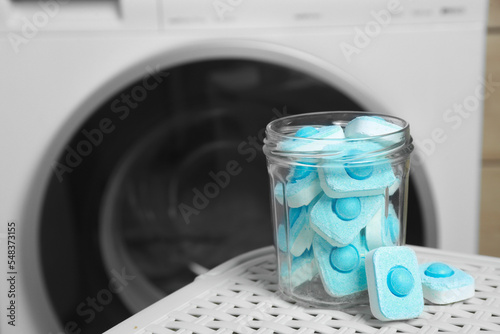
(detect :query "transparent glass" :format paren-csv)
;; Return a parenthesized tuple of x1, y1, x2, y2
(263, 111, 414, 308)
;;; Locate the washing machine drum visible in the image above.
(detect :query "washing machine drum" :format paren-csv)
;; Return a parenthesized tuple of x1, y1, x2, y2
(41, 59, 424, 333)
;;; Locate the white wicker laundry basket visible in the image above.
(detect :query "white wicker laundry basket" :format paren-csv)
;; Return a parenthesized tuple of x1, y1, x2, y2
(104, 246, 500, 334)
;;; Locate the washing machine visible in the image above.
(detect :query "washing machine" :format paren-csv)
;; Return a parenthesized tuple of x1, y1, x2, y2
(0, 0, 489, 333)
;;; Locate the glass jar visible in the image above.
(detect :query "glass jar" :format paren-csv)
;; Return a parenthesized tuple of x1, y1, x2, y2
(263, 111, 414, 308)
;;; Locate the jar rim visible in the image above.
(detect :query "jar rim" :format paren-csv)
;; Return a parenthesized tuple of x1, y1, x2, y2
(263, 111, 413, 163)
(266, 111, 409, 143)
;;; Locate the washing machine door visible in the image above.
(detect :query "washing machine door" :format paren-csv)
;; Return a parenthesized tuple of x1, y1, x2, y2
(40, 45, 426, 334)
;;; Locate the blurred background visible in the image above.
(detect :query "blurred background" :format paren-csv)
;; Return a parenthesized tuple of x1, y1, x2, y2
(479, 0, 500, 257)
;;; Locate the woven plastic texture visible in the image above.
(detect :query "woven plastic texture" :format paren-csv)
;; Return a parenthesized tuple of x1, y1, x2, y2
(105, 246, 500, 334)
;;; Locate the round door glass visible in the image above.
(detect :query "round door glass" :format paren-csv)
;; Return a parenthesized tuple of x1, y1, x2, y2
(41, 59, 425, 333)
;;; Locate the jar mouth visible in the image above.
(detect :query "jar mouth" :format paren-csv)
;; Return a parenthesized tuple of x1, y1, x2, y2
(263, 111, 413, 164)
